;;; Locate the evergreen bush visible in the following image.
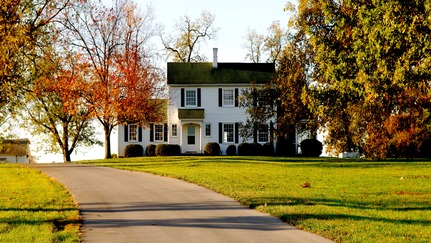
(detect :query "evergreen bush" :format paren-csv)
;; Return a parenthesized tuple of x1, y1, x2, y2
(155, 144, 181, 156)
(226, 144, 237, 156)
(300, 139, 323, 157)
(262, 142, 275, 156)
(146, 144, 156, 156)
(124, 144, 144, 158)
(204, 142, 221, 156)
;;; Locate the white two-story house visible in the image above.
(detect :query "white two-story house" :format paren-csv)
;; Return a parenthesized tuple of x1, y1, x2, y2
(116, 49, 276, 156)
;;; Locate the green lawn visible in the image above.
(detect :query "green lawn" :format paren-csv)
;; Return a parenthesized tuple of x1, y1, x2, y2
(0, 164, 80, 242)
(82, 156, 431, 243)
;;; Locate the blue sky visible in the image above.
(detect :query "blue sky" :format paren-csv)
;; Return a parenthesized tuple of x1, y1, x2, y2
(149, 0, 293, 62)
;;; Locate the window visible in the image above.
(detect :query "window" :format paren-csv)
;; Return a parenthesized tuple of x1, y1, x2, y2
(185, 89, 197, 107)
(223, 89, 234, 107)
(154, 124, 164, 141)
(129, 124, 138, 141)
(205, 123, 211, 137)
(258, 124, 269, 143)
(223, 123, 234, 143)
(188, 126, 195, 144)
(172, 124, 178, 137)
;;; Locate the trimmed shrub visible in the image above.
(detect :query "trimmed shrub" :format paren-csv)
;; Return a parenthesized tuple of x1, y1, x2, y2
(155, 144, 181, 156)
(146, 144, 156, 156)
(124, 144, 144, 158)
(249, 143, 262, 156)
(262, 142, 275, 156)
(238, 143, 251, 156)
(226, 144, 237, 156)
(204, 142, 221, 156)
(111, 153, 118, 158)
(300, 139, 323, 157)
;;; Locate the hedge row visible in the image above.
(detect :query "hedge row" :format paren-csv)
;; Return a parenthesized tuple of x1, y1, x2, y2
(125, 140, 322, 157)
(124, 144, 181, 157)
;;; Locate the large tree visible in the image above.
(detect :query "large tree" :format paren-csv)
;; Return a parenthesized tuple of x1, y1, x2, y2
(0, 0, 70, 129)
(297, 0, 431, 158)
(24, 49, 100, 162)
(161, 11, 219, 62)
(61, 0, 165, 159)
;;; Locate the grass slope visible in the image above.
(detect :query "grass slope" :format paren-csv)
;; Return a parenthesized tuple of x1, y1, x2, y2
(81, 156, 431, 242)
(0, 164, 80, 242)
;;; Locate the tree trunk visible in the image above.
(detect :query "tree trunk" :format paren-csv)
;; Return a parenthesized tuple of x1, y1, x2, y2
(104, 125, 112, 159)
(62, 147, 71, 162)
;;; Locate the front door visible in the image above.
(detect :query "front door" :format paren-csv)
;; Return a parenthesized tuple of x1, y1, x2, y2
(184, 124, 200, 153)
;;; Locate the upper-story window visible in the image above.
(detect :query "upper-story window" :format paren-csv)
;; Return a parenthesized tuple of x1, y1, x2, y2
(185, 89, 197, 107)
(219, 88, 238, 107)
(223, 89, 234, 107)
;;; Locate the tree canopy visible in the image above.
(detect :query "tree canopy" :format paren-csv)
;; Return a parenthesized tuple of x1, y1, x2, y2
(296, 0, 431, 158)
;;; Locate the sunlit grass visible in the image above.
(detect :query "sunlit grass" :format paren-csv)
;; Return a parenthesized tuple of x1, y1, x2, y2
(0, 164, 81, 242)
(81, 156, 431, 242)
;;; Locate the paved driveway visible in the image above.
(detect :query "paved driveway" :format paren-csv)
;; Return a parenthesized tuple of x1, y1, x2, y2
(28, 163, 333, 243)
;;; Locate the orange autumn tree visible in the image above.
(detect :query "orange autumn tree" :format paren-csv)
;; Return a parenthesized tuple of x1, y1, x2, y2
(25, 50, 101, 162)
(61, 0, 164, 158)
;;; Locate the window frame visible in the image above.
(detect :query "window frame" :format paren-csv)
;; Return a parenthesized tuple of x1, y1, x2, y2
(223, 123, 234, 143)
(185, 88, 197, 107)
(171, 124, 178, 137)
(258, 124, 269, 143)
(222, 88, 235, 107)
(128, 124, 138, 142)
(154, 124, 164, 142)
(205, 123, 211, 137)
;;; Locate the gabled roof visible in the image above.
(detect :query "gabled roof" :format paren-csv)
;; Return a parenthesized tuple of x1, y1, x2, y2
(167, 62, 275, 85)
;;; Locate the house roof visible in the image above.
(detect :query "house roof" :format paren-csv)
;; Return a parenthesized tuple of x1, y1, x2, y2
(167, 62, 275, 85)
(0, 138, 30, 156)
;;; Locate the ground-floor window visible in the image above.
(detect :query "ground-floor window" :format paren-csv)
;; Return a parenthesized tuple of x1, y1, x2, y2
(172, 124, 178, 137)
(223, 123, 234, 143)
(129, 124, 138, 142)
(154, 124, 164, 141)
(205, 123, 211, 137)
(258, 124, 269, 143)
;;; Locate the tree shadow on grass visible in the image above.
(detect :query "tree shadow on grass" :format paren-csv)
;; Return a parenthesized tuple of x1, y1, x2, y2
(246, 196, 431, 227)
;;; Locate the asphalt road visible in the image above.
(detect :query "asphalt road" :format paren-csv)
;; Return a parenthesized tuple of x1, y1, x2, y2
(28, 163, 333, 243)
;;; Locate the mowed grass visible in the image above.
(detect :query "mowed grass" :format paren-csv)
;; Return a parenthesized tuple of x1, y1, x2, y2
(0, 164, 80, 242)
(82, 156, 431, 242)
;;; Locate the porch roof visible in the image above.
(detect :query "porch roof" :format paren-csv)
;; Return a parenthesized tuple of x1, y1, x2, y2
(178, 109, 205, 119)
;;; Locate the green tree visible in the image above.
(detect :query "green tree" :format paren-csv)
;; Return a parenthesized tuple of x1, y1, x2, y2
(161, 10, 219, 62)
(296, 0, 431, 158)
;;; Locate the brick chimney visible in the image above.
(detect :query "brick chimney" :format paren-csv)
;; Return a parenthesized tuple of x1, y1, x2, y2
(213, 48, 218, 68)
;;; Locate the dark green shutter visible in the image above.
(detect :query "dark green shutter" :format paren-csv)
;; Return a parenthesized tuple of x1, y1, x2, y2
(219, 123, 223, 143)
(197, 88, 201, 107)
(164, 123, 168, 142)
(181, 88, 185, 107)
(235, 123, 239, 144)
(253, 122, 258, 143)
(235, 88, 239, 107)
(138, 127, 142, 142)
(150, 123, 154, 142)
(124, 125, 128, 142)
(218, 88, 222, 107)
